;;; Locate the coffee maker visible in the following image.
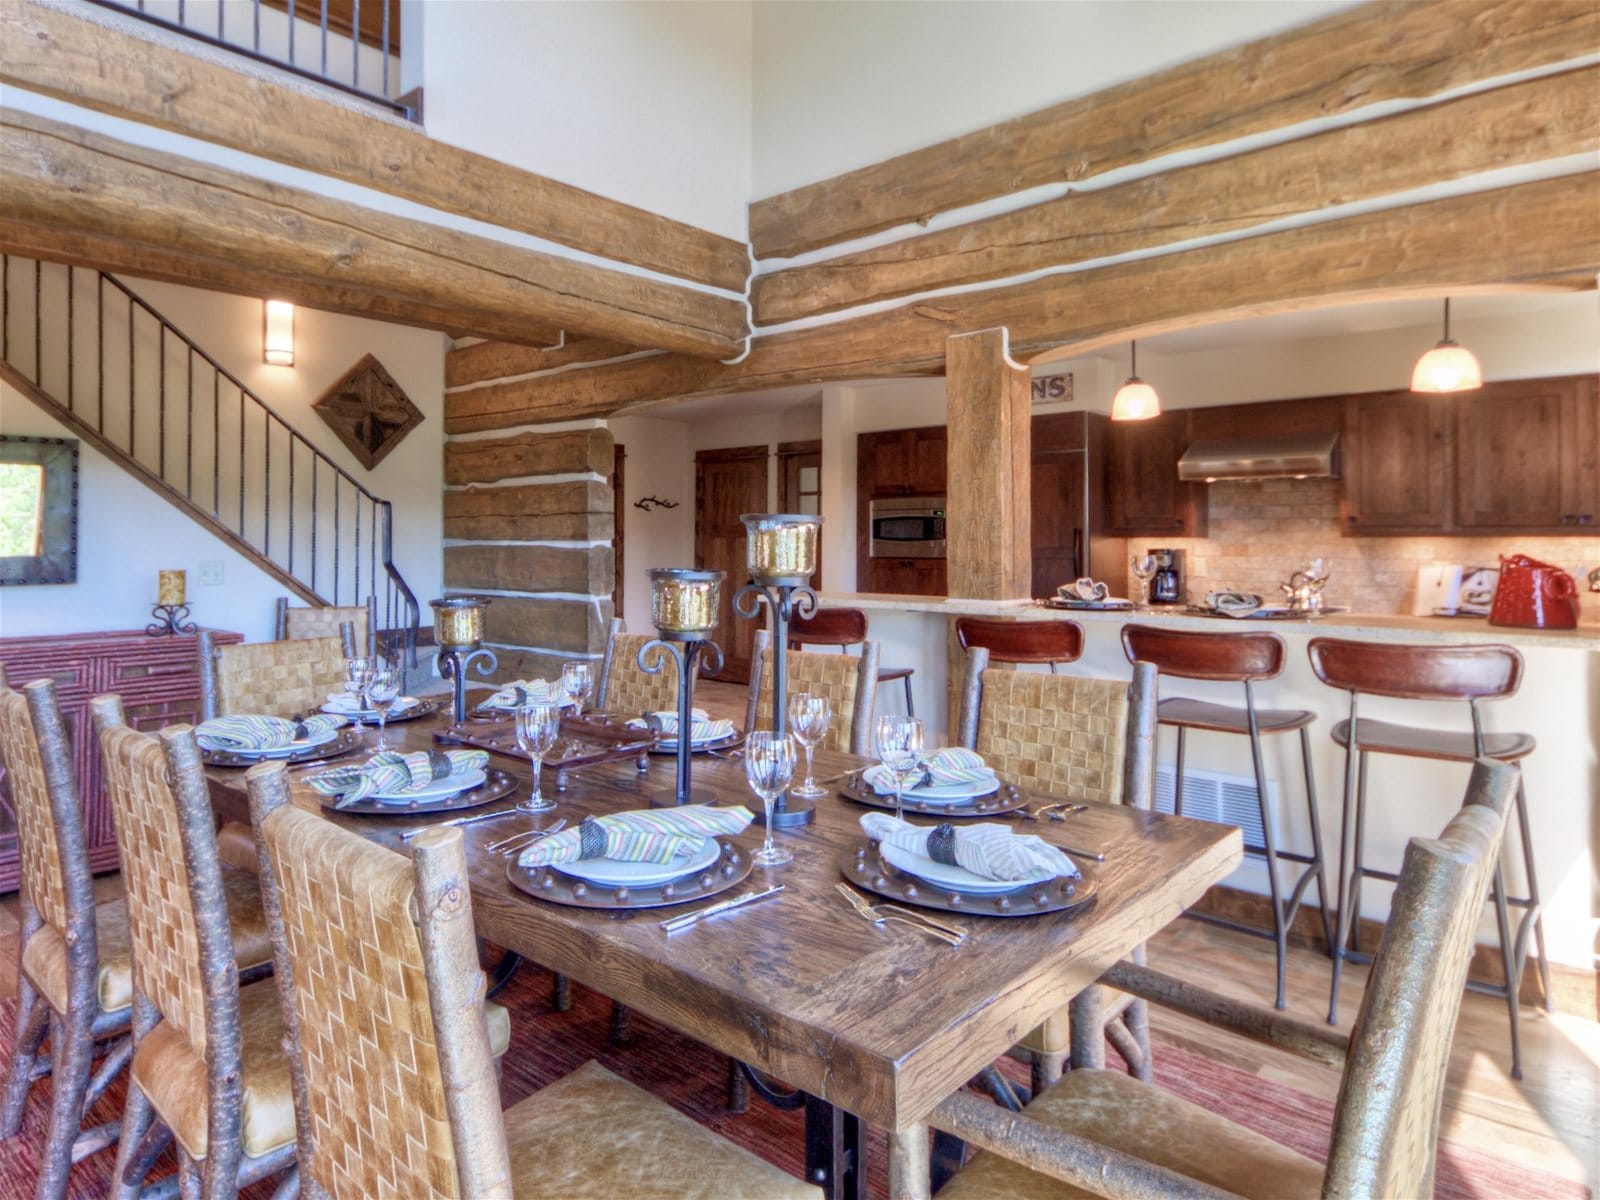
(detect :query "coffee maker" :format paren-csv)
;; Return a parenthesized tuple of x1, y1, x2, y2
(1149, 548, 1185, 605)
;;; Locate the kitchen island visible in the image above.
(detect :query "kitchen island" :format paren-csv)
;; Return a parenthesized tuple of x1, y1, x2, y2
(818, 592, 1599, 983)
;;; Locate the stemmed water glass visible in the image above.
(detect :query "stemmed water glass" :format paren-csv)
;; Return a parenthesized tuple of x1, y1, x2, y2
(744, 732, 797, 867)
(873, 714, 923, 822)
(1131, 555, 1157, 611)
(560, 662, 594, 720)
(366, 663, 400, 751)
(515, 700, 562, 813)
(788, 692, 832, 799)
(342, 656, 373, 730)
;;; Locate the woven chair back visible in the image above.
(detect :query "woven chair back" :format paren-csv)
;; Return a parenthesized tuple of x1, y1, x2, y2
(0, 682, 73, 933)
(259, 802, 508, 1199)
(214, 636, 346, 719)
(98, 722, 210, 1056)
(971, 668, 1130, 805)
(1323, 759, 1514, 1199)
(601, 632, 680, 717)
(283, 606, 368, 652)
(752, 646, 872, 754)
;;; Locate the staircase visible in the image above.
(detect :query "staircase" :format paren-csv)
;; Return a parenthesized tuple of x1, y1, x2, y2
(0, 254, 419, 667)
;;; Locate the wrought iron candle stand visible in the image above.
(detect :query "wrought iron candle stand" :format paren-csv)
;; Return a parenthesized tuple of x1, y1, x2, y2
(735, 513, 823, 828)
(146, 604, 197, 637)
(640, 567, 725, 807)
(430, 596, 498, 726)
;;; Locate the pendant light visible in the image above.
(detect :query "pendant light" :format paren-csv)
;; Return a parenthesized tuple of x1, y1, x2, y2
(1111, 339, 1160, 421)
(1410, 298, 1482, 393)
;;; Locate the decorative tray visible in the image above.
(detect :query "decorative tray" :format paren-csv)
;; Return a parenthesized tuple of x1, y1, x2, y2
(506, 840, 752, 911)
(201, 726, 364, 769)
(836, 771, 1028, 818)
(434, 713, 657, 789)
(839, 842, 1097, 918)
(312, 768, 518, 817)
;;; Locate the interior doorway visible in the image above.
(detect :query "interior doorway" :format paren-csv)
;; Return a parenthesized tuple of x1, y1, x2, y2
(776, 439, 822, 591)
(694, 445, 768, 682)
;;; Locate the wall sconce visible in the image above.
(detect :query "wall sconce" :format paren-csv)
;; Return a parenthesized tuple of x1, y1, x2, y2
(263, 300, 295, 367)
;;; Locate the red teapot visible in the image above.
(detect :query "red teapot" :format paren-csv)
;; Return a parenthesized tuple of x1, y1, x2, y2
(1489, 555, 1579, 629)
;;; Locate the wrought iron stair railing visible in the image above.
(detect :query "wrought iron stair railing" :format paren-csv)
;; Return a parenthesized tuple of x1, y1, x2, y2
(0, 254, 419, 670)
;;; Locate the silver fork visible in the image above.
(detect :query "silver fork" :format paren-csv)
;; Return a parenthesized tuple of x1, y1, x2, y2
(484, 818, 568, 855)
(834, 883, 965, 946)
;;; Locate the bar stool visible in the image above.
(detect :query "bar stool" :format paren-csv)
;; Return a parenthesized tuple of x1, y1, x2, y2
(1307, 637, 1549, 1078)
(789, 607, 914, 716)
(955, 617, 1083, 671)
(1122, 625, 1334, 1010)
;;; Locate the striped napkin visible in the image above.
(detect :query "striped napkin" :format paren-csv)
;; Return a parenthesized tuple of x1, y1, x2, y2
(477, 679, 561, 710)
(861, 812, 1078, 881)
(517, 805, 754, 869)
(307, 749, 489, 807)
(196, 713, 346, 752)
(627, 711, 735, 745)
(870, 748, 994, 795)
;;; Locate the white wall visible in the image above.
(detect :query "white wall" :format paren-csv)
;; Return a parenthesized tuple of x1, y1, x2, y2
(609, 416, 694, 635)
(421, 1, 754, 241)
(750, 0, 1355, 199)
(0, 275, 446, 644)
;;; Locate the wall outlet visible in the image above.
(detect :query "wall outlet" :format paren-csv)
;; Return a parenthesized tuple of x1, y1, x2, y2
(199, 561, 224, 586)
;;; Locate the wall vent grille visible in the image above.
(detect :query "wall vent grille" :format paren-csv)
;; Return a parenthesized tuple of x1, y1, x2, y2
(1153, 766, 1275, 848)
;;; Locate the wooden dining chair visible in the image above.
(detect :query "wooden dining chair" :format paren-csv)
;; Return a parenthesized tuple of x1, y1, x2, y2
(89, 700, 291, 1200)
(0, 674, 132, 1200)
(788, 606, 916, 716)
(273, 596, 375, 657)
(595, 617, 681, 716)
(926, 757, 1517, 1200)
(748, 629, 880, 754)
(957, 648, 1158, 1090)
(197, 632, 347, 723)
(242, 759, 819, 1200)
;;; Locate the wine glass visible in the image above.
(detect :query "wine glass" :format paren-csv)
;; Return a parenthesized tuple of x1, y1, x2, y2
(744, 732, 797, 867)
(515, 700, 562, 813)
(342, 656, 372, 730)
(873, 714, 924, 822)
(788, 692, 832, 799)
(560, 662, 594, 720)
(1131, 555, 1157, 611)
(366, 664, 401, 751)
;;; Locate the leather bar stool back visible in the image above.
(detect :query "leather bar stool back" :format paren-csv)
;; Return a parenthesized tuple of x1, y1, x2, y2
(955, 617, 1084, 672)
(1307, 637, 1547, 1078)
(1122, 624, 1335, 1011)
(789, 606, 915, 718)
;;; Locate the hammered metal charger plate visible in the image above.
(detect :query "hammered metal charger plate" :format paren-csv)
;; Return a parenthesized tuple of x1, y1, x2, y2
(838, 841, 1097, 917)
(836, 771, 1028, 818)
(319, 695, 447, 725)
(507, 840, 753, 911)
(201, 726, 364, 768)
(312, 768, 518, 817)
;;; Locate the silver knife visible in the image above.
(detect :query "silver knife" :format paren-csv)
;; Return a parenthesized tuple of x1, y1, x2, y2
(399, 807, 519, 840)
(660, 884, 784, 933)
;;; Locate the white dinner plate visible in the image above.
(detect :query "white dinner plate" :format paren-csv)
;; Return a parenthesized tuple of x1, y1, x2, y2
(370, 768, 487, 805)
(552, 838, 721, 888)
(322, 695, 420, 718)
(220, 727, 340, 759)
(862, 764, 1000, 804)
(880, 842, 1052, 895)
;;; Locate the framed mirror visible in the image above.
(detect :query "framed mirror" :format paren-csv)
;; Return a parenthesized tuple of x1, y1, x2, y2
(0, 435, 79, 585)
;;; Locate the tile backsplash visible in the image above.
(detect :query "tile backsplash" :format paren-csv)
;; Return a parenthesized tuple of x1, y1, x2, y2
(1121, 478, 1600, 615)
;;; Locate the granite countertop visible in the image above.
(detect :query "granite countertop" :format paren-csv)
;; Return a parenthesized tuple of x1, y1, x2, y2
(816, 592, 1600, 651)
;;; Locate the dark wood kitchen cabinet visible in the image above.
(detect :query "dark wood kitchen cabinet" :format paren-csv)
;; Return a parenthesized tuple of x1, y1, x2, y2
(1340, 390, 1452, 534)
(1454, 375, 1599, 533)
(1102, 410, 1207, 538)
(857, 426, 947, 594)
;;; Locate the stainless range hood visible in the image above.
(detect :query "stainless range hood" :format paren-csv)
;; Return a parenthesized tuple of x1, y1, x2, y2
(1177, 431, 1340, 482)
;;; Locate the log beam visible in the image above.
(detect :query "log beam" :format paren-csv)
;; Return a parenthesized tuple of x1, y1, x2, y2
(453, 171, 1600, 426)
(0, 110, 747, 357)
(445, 337, 638, 389)
(748, 0, 1598, 259)
(945, 329, 1031, 601)
(753, 66, 1600, 325)
(1, 0, 748, 291)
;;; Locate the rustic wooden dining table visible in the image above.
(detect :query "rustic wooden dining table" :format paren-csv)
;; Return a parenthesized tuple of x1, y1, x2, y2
(203, 710, 1241, 1200)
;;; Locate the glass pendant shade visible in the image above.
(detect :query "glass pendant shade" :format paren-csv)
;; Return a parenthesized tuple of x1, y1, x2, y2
(263, 300, 295, 366)
(1410, 298, 1482, 393)
(1110, 339, 1160, 421)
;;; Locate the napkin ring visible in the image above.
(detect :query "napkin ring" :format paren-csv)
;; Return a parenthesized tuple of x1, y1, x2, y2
(427, 750, 454, 781)
(927, 823, 959, 867)
(578, 816, 608, 860)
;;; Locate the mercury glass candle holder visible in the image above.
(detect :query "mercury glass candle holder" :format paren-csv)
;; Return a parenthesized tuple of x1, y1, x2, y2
(431, 595, 489, 650)
(648, 568, 724, 641)
(741, 513, 822, 587)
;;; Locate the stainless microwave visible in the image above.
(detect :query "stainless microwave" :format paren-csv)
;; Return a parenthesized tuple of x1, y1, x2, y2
(869, 496, 947, 558)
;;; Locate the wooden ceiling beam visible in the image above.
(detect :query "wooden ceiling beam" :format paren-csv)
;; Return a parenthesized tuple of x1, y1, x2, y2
(0, 110, 748, 357)
(748, 0, 1598, 260)
(753, 66, 1599, 325)
(450, 171, 1600, 429)
(445, 337, 639, 389)
(1, 0, 748, 291)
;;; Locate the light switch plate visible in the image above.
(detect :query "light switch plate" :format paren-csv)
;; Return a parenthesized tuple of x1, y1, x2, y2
(199, 561, 224, 586)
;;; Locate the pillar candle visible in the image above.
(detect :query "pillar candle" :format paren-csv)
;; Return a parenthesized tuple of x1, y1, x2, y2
(158, 570, 186, 606)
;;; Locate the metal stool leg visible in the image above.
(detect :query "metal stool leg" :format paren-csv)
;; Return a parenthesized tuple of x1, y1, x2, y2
(1488, 863, 1523, 1080)
(1172, 726, 1187, 818)
(1347, 750, 1371, 958)
(901, 674, 915, 719)
(1328, 713, 1362, 1025)
(1299, 727, 1336, 956)
(1510, 772, 1553, 1012)
(1243, 692, 1289, 1011)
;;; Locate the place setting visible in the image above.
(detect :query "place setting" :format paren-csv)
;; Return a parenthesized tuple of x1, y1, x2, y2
(838, 810, 1097, 920)
(835, 715, 1027, 818)
(195, 712, 362, 767)
(300, 746, 517, 816)
(626, 708, 742, 755)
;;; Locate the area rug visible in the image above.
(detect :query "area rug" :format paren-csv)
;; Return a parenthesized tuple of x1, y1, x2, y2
(0, 964, 1587, 1199)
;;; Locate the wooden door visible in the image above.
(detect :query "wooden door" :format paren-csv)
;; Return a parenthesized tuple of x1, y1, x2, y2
(1103, 411, 1207, 537)
(1341, 391, 1452, 534)
(1032, 413, 1088, 598)
(695, 446, 768, 682)
(777, 440, 822, 591)
(1455, 376, 1599, 532)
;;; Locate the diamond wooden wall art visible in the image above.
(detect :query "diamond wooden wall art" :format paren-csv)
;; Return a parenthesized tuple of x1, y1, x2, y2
(312, 354, 423, 470)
